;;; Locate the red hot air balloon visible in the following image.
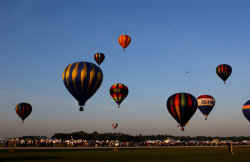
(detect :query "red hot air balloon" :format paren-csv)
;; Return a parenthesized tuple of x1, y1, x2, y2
(166, 93, 198, 131)
(94, 53, 105, 65)
(118, 34, 131, 51)
(110, 83, 128, 108)
(112, 122, 118, 129)
(15, 103, 32, 123)
(216, 64, 232, 84)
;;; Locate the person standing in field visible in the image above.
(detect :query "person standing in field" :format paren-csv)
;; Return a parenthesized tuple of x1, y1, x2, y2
(230, 143, 234, 155)
(227, 142, 234, 155)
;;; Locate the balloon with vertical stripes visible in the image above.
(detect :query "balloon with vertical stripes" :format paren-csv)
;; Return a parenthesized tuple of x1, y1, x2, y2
(166, 93, 197, 131)
(118, 34, 131, 51)
(216, 64, 232, 84)
(15, 103, 32, 123)
(94, 53, 105, 65)
(62, 61, 103, 111)
(110, 83, 128, 108)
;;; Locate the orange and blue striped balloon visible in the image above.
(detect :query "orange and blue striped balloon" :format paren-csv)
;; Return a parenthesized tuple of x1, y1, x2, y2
(242, 100, 250, 122)
(15, 103, 32, 123)
(62, 61, 103, 111)
(166, 93, 197, 131)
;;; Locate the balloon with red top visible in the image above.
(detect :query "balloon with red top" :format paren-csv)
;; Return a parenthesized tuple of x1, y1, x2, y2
(118, 34, 131, 51)
(197, 95, 215, 120)
(110, 83, 128, 108)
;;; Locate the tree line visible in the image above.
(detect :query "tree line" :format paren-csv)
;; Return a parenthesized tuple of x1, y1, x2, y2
(51, 131, 250, 142)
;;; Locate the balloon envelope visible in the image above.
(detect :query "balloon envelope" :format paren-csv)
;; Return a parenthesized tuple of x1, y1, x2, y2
(216, 64, 232, 84)
(197, 95, 215, 120)
(62, 61, 103, 110)
(94, 53, 105, 65)
(112, 122, 118, 129)
(166, 93, 197, 130)
(242, 100, 250, 122)
(118, 34, 131, 50)
(110, 83, 128, 108)
(15, 103, 32, 122)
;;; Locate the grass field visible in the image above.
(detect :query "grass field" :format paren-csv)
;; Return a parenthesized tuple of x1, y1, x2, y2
(0, 146, 249, 162)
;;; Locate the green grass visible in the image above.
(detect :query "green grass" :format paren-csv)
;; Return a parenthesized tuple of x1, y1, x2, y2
(0, 147, 249, 162)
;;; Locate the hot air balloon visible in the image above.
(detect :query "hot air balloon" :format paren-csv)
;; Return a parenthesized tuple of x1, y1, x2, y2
(62, 61, 103, 111)
(110, 83, 128, 108)
(197, 95, 215, 120)
(242, 100, 250, 122)
(15, 103, 32, 123)
(94, 53, 105, 65)
(166, 93, 197, 131)
(112, 122, 118, 129)
(216, 64, 232, 84)
(118, 34, 131, 51)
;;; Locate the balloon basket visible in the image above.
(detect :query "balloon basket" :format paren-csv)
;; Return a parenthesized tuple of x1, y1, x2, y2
(178, 126, 184, 131)
(79, 107, 84, 111)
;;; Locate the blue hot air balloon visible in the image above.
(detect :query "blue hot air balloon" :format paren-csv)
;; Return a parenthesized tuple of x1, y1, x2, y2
(197, 95, 215, 120)
(242, 100, 250, 122)
(62, 61, 103, 111)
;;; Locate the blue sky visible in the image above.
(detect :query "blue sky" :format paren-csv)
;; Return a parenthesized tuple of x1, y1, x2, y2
(1, 0, 250, 138)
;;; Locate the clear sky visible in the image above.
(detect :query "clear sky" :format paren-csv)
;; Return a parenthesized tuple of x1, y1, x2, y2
(1, 0, 250, 138)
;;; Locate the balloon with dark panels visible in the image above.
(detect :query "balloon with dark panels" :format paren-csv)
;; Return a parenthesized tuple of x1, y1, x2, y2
(62, 61, 103, 111)
(94, 53, 105, 65)
(110, 83, 128, 108)
(166, 93, 198, 131)
(216, 64, 232, 84)
(15, 103, 32, 123)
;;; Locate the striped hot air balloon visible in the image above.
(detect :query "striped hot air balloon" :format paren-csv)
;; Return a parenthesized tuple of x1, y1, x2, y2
(118, 34, 131, 51)
(15, 103, 32, 123)
(110, 83, 128, 108)
(94, 53, 105, 65)
(216, 64, 232, 84)
(62, 61, 103, 111)
(197, 95, 215, 120)
(166, 93, 197, 131)
(242, 100, 250, 122)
